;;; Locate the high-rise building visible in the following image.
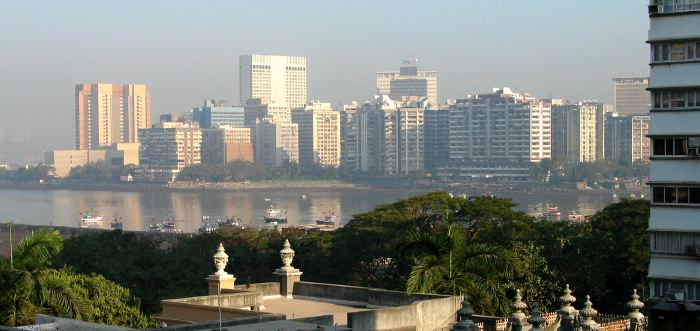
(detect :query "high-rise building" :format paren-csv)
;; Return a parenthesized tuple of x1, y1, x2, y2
(439, 88, 540, 181)
(192, 100, 244, 129)
(613, 77, 651, 115)
(201, 125, 253, 164)
(340, 99, 384, 174)
(292, 101, 341, 168)
(604, 113, 650, 165)
(75, 83, 150, 150)
(254, 120, 299, 167)
(377, 58, 438, 105)
(424, 107, 450, 173)
(379, 97, 427, 175)
(138, 122, 202, 180)
(552, 102, 598, 163)
(239, 54, 307, 108)
(529, 101, 553, 162)
(647, 2, 700, 301)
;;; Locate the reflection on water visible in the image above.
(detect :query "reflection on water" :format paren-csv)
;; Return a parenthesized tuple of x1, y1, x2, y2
(0, 188, 619, 232)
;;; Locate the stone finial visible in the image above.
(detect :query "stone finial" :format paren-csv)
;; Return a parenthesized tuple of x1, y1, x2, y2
(213, 243, 229, 276)
(508, 289, 528, 330)
(453, 296, 478, 331)
(559, 284, 576, 309)
(527, 303, 545, 331)
(626, 289, 646, 329)
(578, 295, 600, 330)
(280, 239, 295, 269)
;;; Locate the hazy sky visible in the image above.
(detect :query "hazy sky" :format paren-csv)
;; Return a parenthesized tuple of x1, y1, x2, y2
(0, 1, 649, 163)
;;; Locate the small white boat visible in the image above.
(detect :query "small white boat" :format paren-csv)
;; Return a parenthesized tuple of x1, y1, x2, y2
(80, 210, 103, 228)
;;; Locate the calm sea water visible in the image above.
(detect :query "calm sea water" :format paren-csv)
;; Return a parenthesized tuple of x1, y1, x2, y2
(0, 188, 619, 232)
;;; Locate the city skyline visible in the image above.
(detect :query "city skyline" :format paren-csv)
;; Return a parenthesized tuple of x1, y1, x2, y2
(0, 1, 649, 163)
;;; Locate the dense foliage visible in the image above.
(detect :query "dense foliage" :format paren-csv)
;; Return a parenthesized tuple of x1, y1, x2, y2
(0, 229, 153, 328)
(0, 165, 54, 182)
(52, 192, 649, 317)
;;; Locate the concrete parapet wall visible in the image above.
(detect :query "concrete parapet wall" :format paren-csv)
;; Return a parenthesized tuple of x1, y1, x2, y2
(293, 282, 369, 306)
(293, 281, 452, 308)
(152, 314, 286, 331)
(233, 282, 280, 298)
(160, 292, 267, 323)
(348, 296, 461, 331)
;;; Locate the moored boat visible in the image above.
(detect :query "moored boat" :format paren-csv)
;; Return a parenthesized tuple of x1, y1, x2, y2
(568, 210, 584, 222)
(80, 210, 103, 228)
(315, 212, 339, 226)
(264, 205, 287, 224)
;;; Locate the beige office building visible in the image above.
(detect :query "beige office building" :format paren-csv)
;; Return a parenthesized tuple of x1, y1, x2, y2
(202, 126, 253, 164)
(138, 122, 202, 179)
(75, 83, 150, 150)
(255, 120, 299, 167)
(292, 101, 341, 168)
(239, 54, 307, 108)
(45, 143, 139, 178)
(613, 77, 650, 115)
(529, 100, 552, 162)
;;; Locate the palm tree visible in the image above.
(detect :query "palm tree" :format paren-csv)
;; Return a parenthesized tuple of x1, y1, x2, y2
(0, 228, 84, 326)
(404, 212, 516, 316)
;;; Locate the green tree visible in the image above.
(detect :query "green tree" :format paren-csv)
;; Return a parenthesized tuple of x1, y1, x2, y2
(0, 229, 83, 326)
(404, 212, 516, 316)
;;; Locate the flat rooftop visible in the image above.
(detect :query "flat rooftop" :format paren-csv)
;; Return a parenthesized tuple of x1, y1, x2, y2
(262, 297, 368, 326)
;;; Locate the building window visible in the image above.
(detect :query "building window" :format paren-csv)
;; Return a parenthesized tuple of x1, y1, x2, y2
(652, 185, 700, 204)
(652, 41, 700, 62)
(652, 90, 700, 109)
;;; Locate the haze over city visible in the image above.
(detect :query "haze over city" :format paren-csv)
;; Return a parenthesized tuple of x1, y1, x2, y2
(0, 1, 648, 163)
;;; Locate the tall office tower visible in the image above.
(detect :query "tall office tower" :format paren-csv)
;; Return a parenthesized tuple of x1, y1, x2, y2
(192, 100, 244, 129)
(551, 103, 598, 163)
(380, 97, 427, 175)
(613, 77, 651, 115)
(376, 58, 438, 105)
(424, 107, 450, 173)
(604, 113, 650, 165)
(138, 122, 202, 180)
(75, 83, 150, 150)
(239, 54, 307, 108)
(292, 101, 341, 168)
(201, 125, 253, 164)
(529, 100, 552, 162)
(647, 2, 700, 301)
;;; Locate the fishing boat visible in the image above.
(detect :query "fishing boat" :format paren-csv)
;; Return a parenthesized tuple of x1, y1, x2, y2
(80, 210, 103, 228)
(111, 213, 123, 229)
(568, 210, 584, 222)
(315, 212, 339, 226)
(263, 205, 287, 224)
(149, 219, 164, 232)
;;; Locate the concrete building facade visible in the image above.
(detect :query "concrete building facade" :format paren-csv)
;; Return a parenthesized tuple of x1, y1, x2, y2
(44, 143, 139, 178)
(340, 99, 384, 174)
(613, 77, 651, 115)
(239, 54, 307, 108)
(552, 102, 598, 163)
(605, 114, 650, 165)
(376, 59, 437, 105)
(75, 83, 150, 150)
(292, 102, 341, 168)
(647, 1, 700, 301)
(202, 126, 253, 164)
(254, 121, 299, 168)
(192, 100, 245, 129)
(138, 122, 202, 180)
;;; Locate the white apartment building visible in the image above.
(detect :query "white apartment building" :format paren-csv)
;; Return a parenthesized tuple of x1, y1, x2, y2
(530, 101, 552, 162)
(377, 59, 438, 105)
(613, 77, 651, 115)
(292, 101, 341, 168)
(239, 54, 307, 108)
(340, 99, 384, 174)
(552, 103, 598, 163)
(138, 122, 202, 180)
(647, 0, 700, 301)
